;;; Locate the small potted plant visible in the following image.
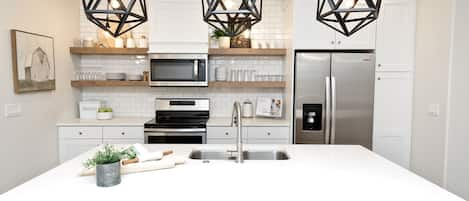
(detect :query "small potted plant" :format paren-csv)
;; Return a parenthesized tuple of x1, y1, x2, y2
(97, 107, 113, 120)
(212, 29, 231, 49)
(84, 145, 123, 187)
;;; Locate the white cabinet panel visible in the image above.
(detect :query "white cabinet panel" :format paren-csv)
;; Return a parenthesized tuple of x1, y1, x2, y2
(293, 0, 377, 50)
(103, 139, 144, 145)
(207, 127, 238, 139)
(293, 0, 336, 49)
(373, 72, 413, 168)
(59, 127, 102, 139)
(102, 127, 144, 139)
(59, 139, 100, 163)
(149, 0, 208, 53)
(336, 23, 377, 50)
(374, 136, 410, 168)
(247, 127, 289, 139)
(376, 0, 416, 72)
(247, 139, 290, 145)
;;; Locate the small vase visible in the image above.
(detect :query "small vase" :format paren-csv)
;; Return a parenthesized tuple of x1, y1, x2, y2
(218, 37, 231, 48)
(96, 162, 121, 187)
(97, 112, 113, 120)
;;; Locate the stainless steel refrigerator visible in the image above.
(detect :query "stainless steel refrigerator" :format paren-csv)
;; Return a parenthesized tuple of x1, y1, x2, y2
(294, 51, 375, 149)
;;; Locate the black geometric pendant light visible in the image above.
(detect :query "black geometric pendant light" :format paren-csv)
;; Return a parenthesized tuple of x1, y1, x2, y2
(202, 0, 262, 37)
(82, 0, 148, 37)
(317, 0, 382, 37)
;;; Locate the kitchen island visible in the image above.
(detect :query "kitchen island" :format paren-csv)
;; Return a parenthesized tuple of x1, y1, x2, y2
(1, 144, 464, 201)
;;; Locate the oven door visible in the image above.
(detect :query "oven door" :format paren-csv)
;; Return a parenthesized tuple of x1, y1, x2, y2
(144, 128, 207, 144)
(150, 54, 208, 87)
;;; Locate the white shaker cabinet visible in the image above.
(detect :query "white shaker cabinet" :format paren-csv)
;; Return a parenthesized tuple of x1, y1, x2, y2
(373, 72, 413, 168)
(372, 0, 415, 169)
(293, 0, 376, 50)
(375, 0, 416, 72)
(58, 126, 144, 163)
(207, 126, 290, 144)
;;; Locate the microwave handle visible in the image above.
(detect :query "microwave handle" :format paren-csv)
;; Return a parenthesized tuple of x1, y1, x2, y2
(194, 60, 199, 78)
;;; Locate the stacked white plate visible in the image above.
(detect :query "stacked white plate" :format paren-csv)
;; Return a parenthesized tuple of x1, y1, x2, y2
(106, 73, 126, 81)
(126, 74, 143, 81)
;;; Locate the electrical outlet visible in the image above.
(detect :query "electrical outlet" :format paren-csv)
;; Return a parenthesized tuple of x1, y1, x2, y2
(4, 104, 22, 118)
(428, 104, 440, 117)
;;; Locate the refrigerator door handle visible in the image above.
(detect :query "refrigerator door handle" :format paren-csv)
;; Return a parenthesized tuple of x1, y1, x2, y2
(325, 76, 331, 144)
(331, 76, 337, 144)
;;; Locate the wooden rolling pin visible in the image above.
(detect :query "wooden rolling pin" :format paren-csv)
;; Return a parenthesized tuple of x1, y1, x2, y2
(121, 150, 173, 166)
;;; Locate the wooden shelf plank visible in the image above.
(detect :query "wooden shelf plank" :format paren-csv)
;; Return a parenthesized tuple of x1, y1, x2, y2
(71, 80, 148, 87)
(209, 81, 286, 88)
(208, 48, 287, 56)
(69, 47, 148, 55)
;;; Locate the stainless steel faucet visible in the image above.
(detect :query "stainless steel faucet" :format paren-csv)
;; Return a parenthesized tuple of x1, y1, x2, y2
(231, 101, 244, 163)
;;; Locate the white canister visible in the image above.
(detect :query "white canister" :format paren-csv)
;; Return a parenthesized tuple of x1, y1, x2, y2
(242, 100, 254, 118)
(215, 67, 227, 81)
(218, 36, 231, 48)
(126, 38, 136, 48)
(136, 36, 148, 48)
(115, 37, 124, 48)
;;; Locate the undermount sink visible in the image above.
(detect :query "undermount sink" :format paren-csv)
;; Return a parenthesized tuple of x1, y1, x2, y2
(189, 150, 290, 161)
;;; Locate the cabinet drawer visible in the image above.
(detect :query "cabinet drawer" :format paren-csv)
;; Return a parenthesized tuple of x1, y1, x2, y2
(59, 127, 102, 139)
(247, 127, 289, 139)
(103, 127, 144, 139)
(247, 139, 290, 144)
(207, 127, 248, 139)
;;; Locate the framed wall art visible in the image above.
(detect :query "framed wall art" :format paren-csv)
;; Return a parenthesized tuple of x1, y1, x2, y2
(10, 29, 55, 93)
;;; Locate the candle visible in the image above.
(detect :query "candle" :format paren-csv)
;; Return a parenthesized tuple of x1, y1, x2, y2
(115, 37, 124, 48)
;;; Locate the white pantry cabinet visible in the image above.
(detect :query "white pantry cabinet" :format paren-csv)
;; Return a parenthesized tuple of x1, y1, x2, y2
(373, 72, 413, 168)
(207, 126, 290, 144)
(58, 126, 144, 163)
(293, 0, 376, 50)
(148, 0, 208, 53)
(373, 0, 416, 169)
(375, 0, 416, 72)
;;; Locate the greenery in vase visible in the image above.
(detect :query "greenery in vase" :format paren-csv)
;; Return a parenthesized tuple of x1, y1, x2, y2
(83, 144, 137, 168)
(211, 29, 229, 39)
(98, 107, 113, 113)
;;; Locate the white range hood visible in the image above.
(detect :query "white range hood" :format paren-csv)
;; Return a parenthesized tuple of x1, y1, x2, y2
(148, 0, 209, 54)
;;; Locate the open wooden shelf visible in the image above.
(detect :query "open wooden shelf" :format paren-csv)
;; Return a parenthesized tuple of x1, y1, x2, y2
(69, 47, 149, 55)
(71, 80, 148, 87)
(209, 81, 286, 88)
(208, 48, 287, 56)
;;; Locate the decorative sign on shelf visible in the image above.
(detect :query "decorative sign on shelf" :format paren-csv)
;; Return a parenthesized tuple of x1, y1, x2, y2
(10, 30, 55, 94)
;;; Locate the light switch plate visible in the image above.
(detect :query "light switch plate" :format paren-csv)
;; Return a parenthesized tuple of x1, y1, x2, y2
(428, 104, 440, 117)
(4, 104, 22, 118)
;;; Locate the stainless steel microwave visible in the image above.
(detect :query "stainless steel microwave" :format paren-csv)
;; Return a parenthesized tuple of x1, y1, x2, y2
(149, 54, 208, 87)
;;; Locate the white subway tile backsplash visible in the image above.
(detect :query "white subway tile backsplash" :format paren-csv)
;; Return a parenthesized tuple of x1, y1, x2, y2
(79, 0, 289, 118)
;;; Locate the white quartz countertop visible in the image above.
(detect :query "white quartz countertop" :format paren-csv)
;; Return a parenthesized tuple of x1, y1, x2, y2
(56, 118, 150, 127)
(56, 117, 290, 127)
(1, 144, 463, 201)
(207, 117, 290, 127)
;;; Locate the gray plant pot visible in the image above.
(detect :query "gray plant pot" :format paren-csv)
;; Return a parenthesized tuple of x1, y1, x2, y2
(96, 161, 121, 187)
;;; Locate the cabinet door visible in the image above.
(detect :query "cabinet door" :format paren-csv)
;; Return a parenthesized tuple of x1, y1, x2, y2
(246, 127, 290, 144)
(59, 139, 101, 163)
(373, 72, 413, 168)
(376, 0, 416, 72)
(102, 127, 144, 139)
(293, 0, 335, 49)
(335, 23, 377, 50)
(207, 127, 247, 144)
(149, 0, 208, 53)
(103, 139, 144, 145)
(59, 127, 102, 139)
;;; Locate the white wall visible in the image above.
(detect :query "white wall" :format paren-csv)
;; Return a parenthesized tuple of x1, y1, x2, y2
(445, 0, 469, 199)
(0, 0, 79, 193)
(411, 0, 453, 186)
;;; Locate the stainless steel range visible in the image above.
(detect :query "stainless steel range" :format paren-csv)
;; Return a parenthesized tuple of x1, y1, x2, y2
(144, 98, 210, 144)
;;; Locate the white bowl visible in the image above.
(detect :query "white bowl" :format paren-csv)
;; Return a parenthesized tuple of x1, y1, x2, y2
(97, 112, 113, 120)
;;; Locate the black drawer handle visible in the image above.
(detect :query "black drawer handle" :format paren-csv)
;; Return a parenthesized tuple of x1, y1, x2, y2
(267, 132, 271, 136)
(79, 132, 83, 135)
(121, 132, 125, 135)
(225, 132, 229, 136)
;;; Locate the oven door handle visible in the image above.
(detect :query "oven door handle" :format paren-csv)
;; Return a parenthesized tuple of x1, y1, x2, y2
(193, 60, 199, 78)
(144, 128, 206, 133)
